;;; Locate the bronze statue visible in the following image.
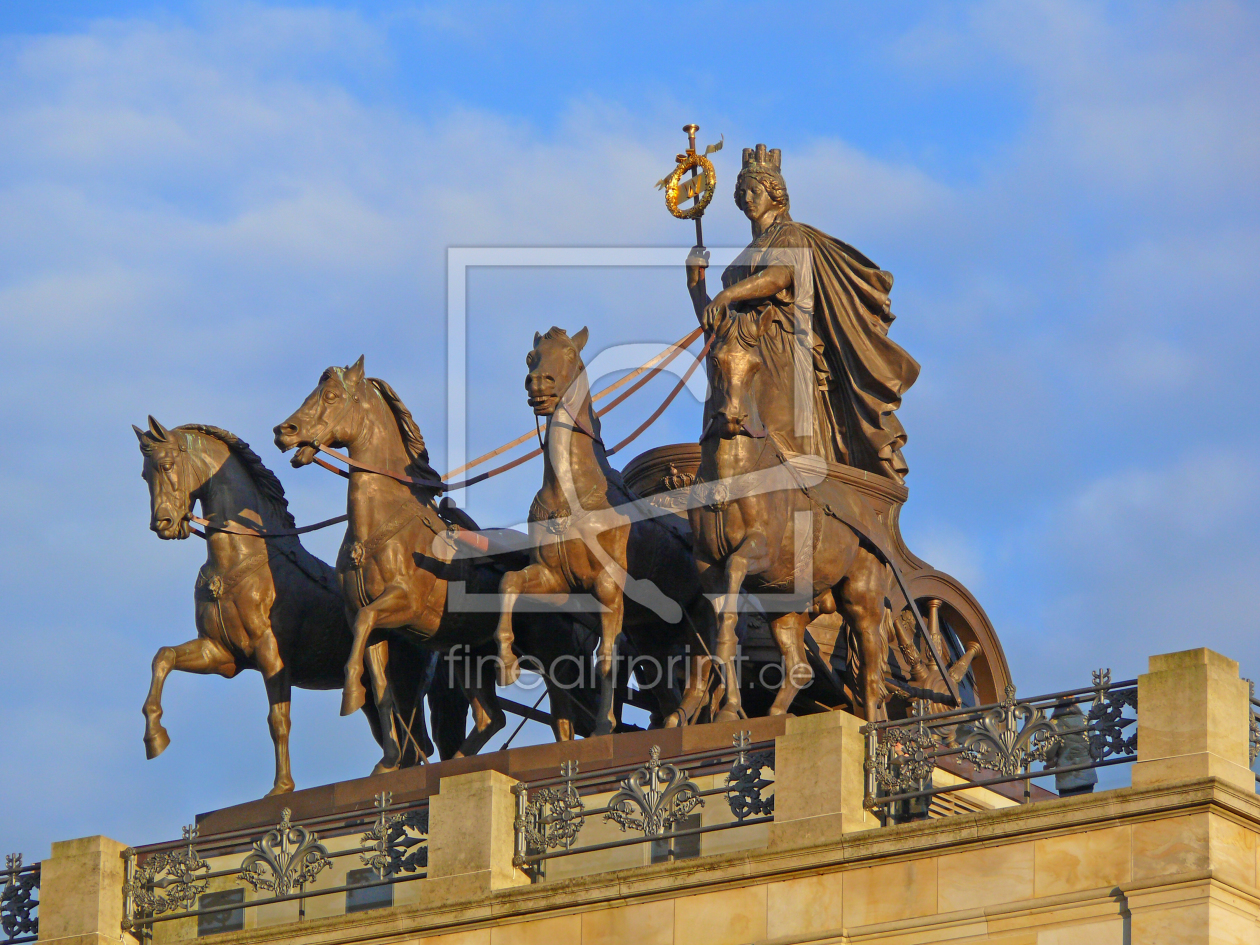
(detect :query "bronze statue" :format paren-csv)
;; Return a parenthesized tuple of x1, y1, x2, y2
(274, 358, 599, 754)
(134, 417, 433, 794)
(493, 328, 715, 734)
(690, 316, 895, 720)
(891, 600, 980, 707)
(687, 144, 919, 483)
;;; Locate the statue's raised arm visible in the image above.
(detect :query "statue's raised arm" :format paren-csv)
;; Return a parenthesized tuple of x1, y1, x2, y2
(686, 144, 920, 483)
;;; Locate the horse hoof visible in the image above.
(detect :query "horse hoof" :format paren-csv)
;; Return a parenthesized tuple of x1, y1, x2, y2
(341, 686, 366, 717)
(714, 707, 741, 723)
(144, 727, 170, 760)
(663, 709, 687, 728)
(370, 761, 400, 777)
(498, 659, 521, 687)
(265, 781, 295, 797)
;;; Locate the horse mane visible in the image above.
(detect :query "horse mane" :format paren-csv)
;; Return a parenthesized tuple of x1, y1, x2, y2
(369, 378, 439, 482)
(174, 424, 297, 529)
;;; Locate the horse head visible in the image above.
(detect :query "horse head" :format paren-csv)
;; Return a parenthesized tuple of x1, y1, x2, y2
(273, 355, 370, 466)
(706, 313, 770, 440)
(134, 416, 200, 540)
(525, 326, 589, 417)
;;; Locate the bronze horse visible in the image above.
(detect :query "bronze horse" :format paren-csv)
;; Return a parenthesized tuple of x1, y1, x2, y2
(494, 328, 714, 735)
(690, 314, 895, 721)
(274, 357, 599, 755)
(135, 418, 433, 795)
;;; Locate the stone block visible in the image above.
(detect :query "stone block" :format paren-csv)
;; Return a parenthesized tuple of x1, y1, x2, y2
(842, 858, 937, 928)
(581, 899, 673, 945)
(490, 914, 581, 945)
(38, 835, 136, 945)
(427, 769, 528, 891)
(1131, 648, 1254, 791)
(937, 842, 1034, 912)
(1132, 814, 1209, 880)
(765, 871, 844, 940)
(672, 885, 767, 945)
(768, 709, 875, 848)
(1033, 824, 1132, 897)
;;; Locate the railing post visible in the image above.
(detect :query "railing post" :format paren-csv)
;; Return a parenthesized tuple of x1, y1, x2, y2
(1131, 647, 1254, 791)
(426, 770, 530, 895)
(769, 710, 876, 848)
(36, 835, 136, 945)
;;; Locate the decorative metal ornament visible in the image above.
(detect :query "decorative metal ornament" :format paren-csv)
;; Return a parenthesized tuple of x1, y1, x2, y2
(122, 826, 209, 921)
(725, 732, 775, 821)
(517, 761, 585, 853)
(1086, 669, 1138, 762)
(239, 809, 330, 896)
(359, 791, 429, 879)
(605, 746, 703, 838)
(1248, 680, 1259, 766)
(957, 685, 1061, 777)
(1, 855, 38, 944)
(864, 718, 939, 800)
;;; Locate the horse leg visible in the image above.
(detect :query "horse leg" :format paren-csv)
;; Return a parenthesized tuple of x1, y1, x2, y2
(342, 584, 410, 716)
(840, 552, 894, 722)
(453, 677, 506, 757)
(363, 640, 405, 774)
(669, 600, 716, 727)
(496, 563, 567, 686)
(767, 612, 813, 716)
(143, 637, 237, 759)
(706, 535, 766, 722)
(591, 568, 626, 736)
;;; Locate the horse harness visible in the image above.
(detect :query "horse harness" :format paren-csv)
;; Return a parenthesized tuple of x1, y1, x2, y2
(195, 544, 331, 649)
(339, 498, 451, 627)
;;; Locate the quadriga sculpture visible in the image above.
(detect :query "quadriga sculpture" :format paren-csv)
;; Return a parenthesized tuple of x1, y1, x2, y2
(273, 357, 600, 755)
(690, 314, 895, 721)
(494, 328, 715, 734)
(134, 418, 433, 795)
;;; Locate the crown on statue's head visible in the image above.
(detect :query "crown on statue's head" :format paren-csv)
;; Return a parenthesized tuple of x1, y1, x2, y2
(741, 143, 782, 175)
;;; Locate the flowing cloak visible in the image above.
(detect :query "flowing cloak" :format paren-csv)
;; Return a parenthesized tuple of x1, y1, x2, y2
(721, 220, 920, 481)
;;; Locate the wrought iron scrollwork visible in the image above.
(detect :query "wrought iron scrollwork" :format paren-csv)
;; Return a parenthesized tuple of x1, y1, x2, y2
(958, 685, 1060, 777)
(864, 717, 938, 801)
(725, 732, 775, 821)
(605, 746, 703, 838)
(1246, 679, 1259, 766)
(1, 855, 38, 944)
(121, 826, 209, 920)
(239, 808, 329, 896)
(1086, 668, 1138, 762)
(360, 791, 429, 878)
(518, 761, 586, 853)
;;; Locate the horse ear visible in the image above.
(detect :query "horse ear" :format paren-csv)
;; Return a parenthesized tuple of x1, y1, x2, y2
(345, 355, 365, 387)
(132, 424, 147, 443)
(147, 416, 170, 440)
(572, 326, 589, 352)
(533, 331, 542, 347)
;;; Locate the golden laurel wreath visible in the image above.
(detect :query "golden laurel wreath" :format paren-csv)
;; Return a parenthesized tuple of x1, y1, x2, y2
(662, 151, 717, 220)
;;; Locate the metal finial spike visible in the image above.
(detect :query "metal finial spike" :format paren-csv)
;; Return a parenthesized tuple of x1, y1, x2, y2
(5, 853, 20, 871)
(182, 824, 198, 843)
(559, 759, 578, 780)
(374, 790, 392, 812)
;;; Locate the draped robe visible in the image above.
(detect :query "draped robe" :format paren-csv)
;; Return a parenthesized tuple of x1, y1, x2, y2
(721, 220, 920, 481)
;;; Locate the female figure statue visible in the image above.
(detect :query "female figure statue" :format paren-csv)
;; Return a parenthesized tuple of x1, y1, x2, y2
(686, 144, 919, 482)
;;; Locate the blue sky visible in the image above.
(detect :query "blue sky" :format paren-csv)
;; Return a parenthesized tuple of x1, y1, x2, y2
(2, 1, 1258, 857)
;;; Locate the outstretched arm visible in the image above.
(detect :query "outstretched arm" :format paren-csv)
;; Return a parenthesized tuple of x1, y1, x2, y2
(686, 247, 711, 322)
(701, 265, 792, 329)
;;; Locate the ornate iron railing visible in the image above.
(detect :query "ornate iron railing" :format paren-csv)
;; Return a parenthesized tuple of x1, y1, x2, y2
(1248, 681, 1259, 785)
(1, 855, 38, 945)
(863, 670, 1138, 819)
(513, 733, 774, 879)
(122, 791, 427, 934)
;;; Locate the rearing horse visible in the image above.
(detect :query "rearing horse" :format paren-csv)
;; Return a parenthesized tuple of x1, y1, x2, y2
(494, 328, 714, 735)
(690, 313, 895, 720)
(274, 357, 598, 755)
(135, 417, 432, 795)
